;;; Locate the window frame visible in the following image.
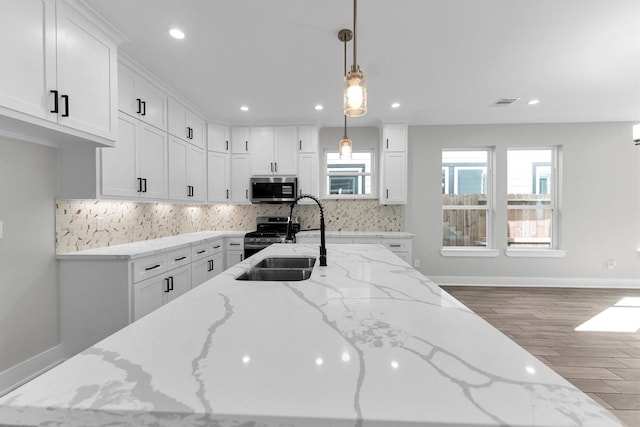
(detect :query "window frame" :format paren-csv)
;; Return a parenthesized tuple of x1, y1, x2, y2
(322, 148, 377, 199)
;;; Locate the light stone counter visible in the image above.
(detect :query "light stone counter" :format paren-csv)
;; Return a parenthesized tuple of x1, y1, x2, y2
(296, 230, 414, 239)
(0, 244, 620, 426)
(55, 231, 249, 260)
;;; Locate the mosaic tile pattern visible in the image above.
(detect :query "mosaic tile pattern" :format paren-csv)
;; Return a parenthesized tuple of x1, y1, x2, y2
(55, 199, 404, 253)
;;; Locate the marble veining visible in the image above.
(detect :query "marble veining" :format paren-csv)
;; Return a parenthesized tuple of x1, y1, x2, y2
(0, 244, 620, 426)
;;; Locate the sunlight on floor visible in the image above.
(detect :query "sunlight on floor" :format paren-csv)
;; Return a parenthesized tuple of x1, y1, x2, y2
(575, 297, 640, 333)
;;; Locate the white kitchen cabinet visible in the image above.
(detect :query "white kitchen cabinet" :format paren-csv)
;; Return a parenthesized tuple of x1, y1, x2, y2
(168, 98, 205, 149)
(380, 152, 407, 204)
(295, 233, 413, 264)
(225, 237, 244, 268)
(231, 127, 250, 154)
(101, 112, 167, 200)
(231, 154, 251, 204)
(191, 239, 224, 287)
(250, 127, 298, 176)
(0, 0, 118, 145)
(208, 151, 231, 203)
(208, 123, 230, 153)
(118, 63, 167, 131)
(134, 264, 191, 321)
(297, 152, 319, 200)
(169, 136, 206, 202)
(379, 124, 408, 205)
(298, 126, 318, 153)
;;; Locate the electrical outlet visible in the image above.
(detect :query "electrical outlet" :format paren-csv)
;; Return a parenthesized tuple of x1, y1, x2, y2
(413, 259, 420, 268)
(607, 259, 616, 271)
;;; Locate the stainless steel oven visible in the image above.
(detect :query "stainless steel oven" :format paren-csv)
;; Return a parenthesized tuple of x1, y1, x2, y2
(244, 216, 299, 259)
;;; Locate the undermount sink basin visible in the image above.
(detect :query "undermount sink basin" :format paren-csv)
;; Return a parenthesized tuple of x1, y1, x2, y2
(236, 267, 313, 282)
(253, 257, 317, 269)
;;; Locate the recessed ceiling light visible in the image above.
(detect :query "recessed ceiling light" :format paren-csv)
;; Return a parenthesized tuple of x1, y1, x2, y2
(528, 99, 540, 105)
(169, 28, 185, 40)
(391, 102, 400, 109)
(314, 104, 324, 111)
(240, 106, 249, 112)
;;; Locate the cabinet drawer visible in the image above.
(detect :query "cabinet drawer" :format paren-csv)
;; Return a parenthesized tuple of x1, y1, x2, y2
(210, 239, 224, 254)
(382, 239, 410, 252)
(191, 242, 210, 261)
(226, 237, 244, 249)
(132, 253, 167, 283)
(167, 247, 191, 269)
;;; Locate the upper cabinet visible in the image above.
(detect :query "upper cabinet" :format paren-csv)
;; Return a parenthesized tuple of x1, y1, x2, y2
(168, 136, 206, 202)
(119, 64, 167, 131)
(379, 124, 408, 205)
(168, 98, 205, 149)
(207, 123, 230, 153)
(250, 126, 298, 176)
(231, 127, 250, 154)
(298, 126, 318, 153)
(0, 0, 118, 146)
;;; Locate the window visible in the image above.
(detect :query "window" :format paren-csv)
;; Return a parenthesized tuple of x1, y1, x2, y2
(507, 148, 558, 249)
(442, 149, 492, 248)
(324, 151, 374, 197)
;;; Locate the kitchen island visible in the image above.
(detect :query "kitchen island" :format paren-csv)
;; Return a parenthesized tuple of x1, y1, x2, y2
(0, 244, 620, 426)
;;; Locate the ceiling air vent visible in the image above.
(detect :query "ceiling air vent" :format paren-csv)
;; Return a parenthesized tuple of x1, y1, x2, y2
(491, 97, 520, 107)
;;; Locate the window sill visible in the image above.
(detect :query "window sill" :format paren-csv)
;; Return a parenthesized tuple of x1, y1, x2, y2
(441, 248, 499, 257)
(505, 248, 566, 258)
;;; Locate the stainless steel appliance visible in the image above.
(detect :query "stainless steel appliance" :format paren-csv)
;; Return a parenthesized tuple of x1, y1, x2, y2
(244, 216, 299, 258)
(250, 176, 297, 204)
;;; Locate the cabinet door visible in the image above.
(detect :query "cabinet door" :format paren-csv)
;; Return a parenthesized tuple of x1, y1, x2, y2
(188, 144, 206, 202)
(101, 113, 139, 197)
(297, 152, 319, 201)
(273, 126, 298, 175)
(55, 0, 117, 140)
(298, 126, 318, 153)
(382, 124, 408, 152)
(168, 137, 189, 200)
(211, 252, 224, 277)
(208, 151, 231, 203)
(133, 275, 165, 321)
(207, 123, 230, 153)
(165, 265, 191, 303)
(0, 0, 49, 119)
(226, 251, 244, 269)
(186, 112, 205, 149)
(191, 257, 210, 288)
(135, 76, 167, 131)
(139, 123, 168, 199)
(250, 127, 274, 175)
(381, 152, 407, 204)
(231, 127, 250, 154)
(231, 154, 251, 203)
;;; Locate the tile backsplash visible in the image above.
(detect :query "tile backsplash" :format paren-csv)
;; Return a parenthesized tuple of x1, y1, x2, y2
(55, 199, 404, 253)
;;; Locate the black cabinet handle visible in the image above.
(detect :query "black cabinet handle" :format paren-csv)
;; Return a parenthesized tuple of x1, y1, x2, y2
(275, 162, 278, 173)
(225, 140, 229, 151)
(213, 245, 221, 249)
(136, 98, 142, 114)
(61, 94, 69, 117)
(299, 140, 302, 150)
(175, 256, 187, 261)
(226, 189, 229, 199)
(164, 277, 171, 292)
(229, 243, 240, 246)
(141, 101, 146, 116)
(386, 138, 389, 149)
(386, 189, 389, 198)
(142, 178, 148, 193)
(145, 264, 161, 271)
(197, 250, 206, 254)
(137, 177, 143, 192)
(240, 254, 244, 261)
(50, 90, 59, 113)
(208, 260, 214, 272)
(270, 162, 274, 172)
(245, 141, 248, 151)
(389, 244, 401, 248)
(245, 189, 248, 199)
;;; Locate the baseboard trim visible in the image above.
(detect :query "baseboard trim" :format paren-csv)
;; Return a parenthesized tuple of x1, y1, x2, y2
(430, 276, 640, 289)
(0, 344, 65, 397)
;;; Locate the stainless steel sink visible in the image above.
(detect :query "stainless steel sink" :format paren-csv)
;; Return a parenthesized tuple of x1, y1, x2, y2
(253, 257, 316, 269)
(236, 267, 313, 281)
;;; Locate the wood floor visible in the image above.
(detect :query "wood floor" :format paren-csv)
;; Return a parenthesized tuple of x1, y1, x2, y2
(442, 286, 640, 427)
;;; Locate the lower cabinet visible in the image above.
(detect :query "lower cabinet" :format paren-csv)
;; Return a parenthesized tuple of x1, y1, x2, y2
(295, 234, 413, 264)
(225, 236, 245, 268)
(133, 264, 191, 321)
(191, 238, 224, 287)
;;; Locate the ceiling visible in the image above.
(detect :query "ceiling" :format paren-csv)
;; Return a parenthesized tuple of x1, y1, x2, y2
(84, 0, 640, 128)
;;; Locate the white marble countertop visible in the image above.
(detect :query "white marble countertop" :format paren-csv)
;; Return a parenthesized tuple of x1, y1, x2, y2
(56, 231, 249, 260)
(296, 230, 414, 239)
(0, 244, 620, 426)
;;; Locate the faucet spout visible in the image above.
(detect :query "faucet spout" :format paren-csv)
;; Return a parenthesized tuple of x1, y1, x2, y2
(289, 194, 327, 266)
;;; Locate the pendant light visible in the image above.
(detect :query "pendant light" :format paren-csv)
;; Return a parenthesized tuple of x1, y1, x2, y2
(344, 0, 367, 117)
(338, 29, 353, 159)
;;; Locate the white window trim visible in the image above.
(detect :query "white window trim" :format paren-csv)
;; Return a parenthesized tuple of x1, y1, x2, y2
(322, 148, 377, 200)
(505, 248, 566, 258)
(441, 248, 499, 257)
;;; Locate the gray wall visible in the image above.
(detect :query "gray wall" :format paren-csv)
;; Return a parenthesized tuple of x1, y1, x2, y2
(406, 122, 640, 284)
(0, 137, 59, 372)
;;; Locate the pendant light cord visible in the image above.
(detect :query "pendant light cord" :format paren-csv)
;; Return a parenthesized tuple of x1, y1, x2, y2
(352, 0, 357, 72)
(343, 32, 349, 139)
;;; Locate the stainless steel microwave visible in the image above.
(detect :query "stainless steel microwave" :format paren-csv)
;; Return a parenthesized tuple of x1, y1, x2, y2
(250, 176, 297, 204)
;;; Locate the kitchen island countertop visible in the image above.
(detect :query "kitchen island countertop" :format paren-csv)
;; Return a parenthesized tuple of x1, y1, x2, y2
(0, 244, 620, 426)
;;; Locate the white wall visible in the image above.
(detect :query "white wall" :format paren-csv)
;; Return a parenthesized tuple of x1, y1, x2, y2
(0, 137, 59, 373)
(406, 122, 640, 286)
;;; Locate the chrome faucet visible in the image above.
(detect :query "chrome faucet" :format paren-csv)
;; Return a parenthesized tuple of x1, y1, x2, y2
(286, 194, 327, 266)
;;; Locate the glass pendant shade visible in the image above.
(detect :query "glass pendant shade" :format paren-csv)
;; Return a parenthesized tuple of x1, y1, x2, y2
(344, 68, 367, 117)
(633, 123, 640, 145)
(339, 137, 353, 159)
